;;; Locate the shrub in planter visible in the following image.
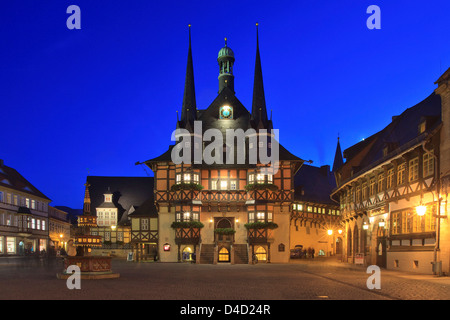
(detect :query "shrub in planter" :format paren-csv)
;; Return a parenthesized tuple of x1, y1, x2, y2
(244, 183, 279, 192)
(170, 183, 204, 192)
(170, 221, 205, 229)
(244, 222, 279, 230)
(214, 228, 236, 235)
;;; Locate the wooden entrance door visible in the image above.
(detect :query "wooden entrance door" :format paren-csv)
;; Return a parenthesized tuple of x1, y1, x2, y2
(376, 237, 386, 268)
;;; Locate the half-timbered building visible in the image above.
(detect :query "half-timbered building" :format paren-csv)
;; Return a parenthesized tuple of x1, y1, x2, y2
(0, 159, 51, 255)
(332, 67, 450, 275)
(83, 176, 155, 258)
(140, 25, 342, 264)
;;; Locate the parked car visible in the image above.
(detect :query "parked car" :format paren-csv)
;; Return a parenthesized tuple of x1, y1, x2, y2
(290, 245, 304, 259)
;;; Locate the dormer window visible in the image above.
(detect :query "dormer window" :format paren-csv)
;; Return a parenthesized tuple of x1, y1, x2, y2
(418, 121, 426, 134)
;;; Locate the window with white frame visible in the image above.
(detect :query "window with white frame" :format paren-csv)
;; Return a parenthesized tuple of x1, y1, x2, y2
(423, 151, 434, 177)
(141, 218, 149, 230)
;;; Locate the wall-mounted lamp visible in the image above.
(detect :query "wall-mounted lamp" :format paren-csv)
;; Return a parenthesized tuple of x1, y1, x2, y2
(416, 205, 427, 216)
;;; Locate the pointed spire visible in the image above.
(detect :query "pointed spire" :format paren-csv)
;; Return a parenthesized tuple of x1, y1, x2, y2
(180, 24, 197, 128)
(332, 136, 344, 172)
(251, 22, 268, 128)
(83, 181, 91, 215)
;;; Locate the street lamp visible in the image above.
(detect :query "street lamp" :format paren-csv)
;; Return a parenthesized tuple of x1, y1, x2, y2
(416, 205, 427, 216)
(362, 222, 369, 230)
(327, 229, 333, 235)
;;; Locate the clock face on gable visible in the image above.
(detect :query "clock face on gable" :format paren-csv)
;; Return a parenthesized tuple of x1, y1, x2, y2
(219, 105, 233, 119)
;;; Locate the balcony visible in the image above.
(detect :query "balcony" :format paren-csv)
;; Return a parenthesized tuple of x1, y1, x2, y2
(174, 227, 201, 245)
(155, 190, 201, 203)
(246, 189, 292, 203)
(247, 228, 274, 244)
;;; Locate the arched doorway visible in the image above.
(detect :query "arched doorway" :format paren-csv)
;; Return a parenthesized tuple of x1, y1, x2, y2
(375, 225, 387, 268)
(353, 225, 359, 255)
(255, 246, 267, 262)
(347, 228, 353, 261)
(18, 241, 24, 255)
(218, 246, 230, 262)
(335, 237, 343, 254)
(182, 246, 193, 262)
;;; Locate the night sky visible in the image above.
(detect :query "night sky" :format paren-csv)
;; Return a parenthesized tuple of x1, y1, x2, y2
(1, 0, 450, 209)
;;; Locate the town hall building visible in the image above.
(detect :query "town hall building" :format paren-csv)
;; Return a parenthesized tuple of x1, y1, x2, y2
(137, 25, 342, 264)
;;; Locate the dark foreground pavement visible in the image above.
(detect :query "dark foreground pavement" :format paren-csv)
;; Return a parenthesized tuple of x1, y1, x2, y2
(0, 256, 449, 301)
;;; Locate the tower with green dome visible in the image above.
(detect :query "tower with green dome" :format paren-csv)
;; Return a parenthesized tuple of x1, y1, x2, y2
(217, 38, 235, 93)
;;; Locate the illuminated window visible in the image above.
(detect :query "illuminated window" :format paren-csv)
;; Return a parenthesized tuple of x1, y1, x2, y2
(230, 180, 237, 190)
(220, 181, 228, 190)
(377, 174, 385, 192)
(423, 151, 434, 177)
(397, 163, 406, 185)
(387, 168, 394, 189)
(256, 212, 265, 221)
(218, 247, 230, 261)
(369, 178, 376, 196)
(255, 246, 267, 261)
(7, 237, 15, 253)
(362, 182, 368, 200)
(256, 174, 265, 184)
(409, 158, 419, 182)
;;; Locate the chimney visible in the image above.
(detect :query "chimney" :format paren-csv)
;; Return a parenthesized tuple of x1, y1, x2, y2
(0, 159, 4, 167)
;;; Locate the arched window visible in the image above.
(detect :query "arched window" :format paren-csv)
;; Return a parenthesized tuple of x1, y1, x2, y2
(255, 246, 267, 261)
(218, 247, 230, 262)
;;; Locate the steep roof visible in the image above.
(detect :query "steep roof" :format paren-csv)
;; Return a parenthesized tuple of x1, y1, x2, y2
(294, 164, 337, 205)
(336, 92, 442, 185)
(0, 161, 51, 201)
(86, 176, 155, 224)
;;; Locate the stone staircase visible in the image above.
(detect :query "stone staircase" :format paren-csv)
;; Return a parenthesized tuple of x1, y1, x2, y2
(233, 244, 248, 264)
(199, 244, 215, 264)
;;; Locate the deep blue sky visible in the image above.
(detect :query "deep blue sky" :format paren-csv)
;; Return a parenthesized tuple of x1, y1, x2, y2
(1, 1, 449, 209)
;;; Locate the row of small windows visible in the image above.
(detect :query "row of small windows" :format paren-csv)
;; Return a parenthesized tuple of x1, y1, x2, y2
(343, 152, 434, 205)
(175, 211, 200, 222)
(175, 173, 273, 190)
(292, 203, 340, 215)
(173, 211, 273, 223)
(0, 191, 47, 212)
(97, 210, 117, 227)
(0, 213, 46, 230)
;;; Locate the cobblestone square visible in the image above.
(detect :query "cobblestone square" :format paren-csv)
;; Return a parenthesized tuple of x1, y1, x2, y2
(1, 256, 449, 301)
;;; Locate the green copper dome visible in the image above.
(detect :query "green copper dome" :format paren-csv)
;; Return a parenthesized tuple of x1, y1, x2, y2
(218, 38, 234, 59)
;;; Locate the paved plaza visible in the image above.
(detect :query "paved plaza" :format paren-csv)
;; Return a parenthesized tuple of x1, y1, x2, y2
(0, 256, 449, 301)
